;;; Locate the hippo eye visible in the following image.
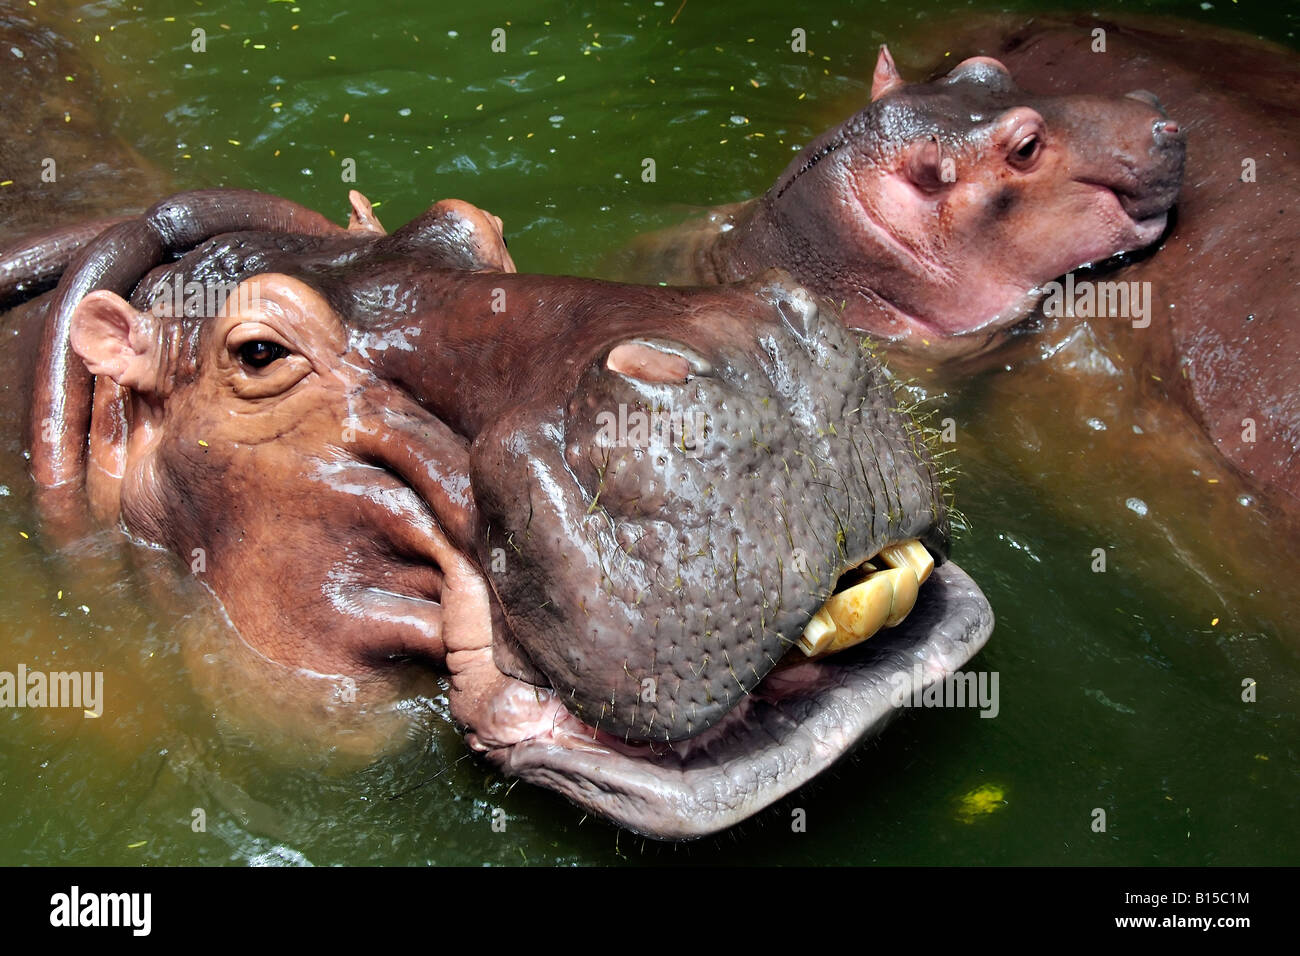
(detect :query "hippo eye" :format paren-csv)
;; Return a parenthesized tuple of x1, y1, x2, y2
(238, 340, 289, 369)
(1009, 134, 1041, 168)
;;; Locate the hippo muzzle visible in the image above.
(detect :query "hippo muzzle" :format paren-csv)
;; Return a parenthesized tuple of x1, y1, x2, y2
(438, 277, 993, 837)
(472, 286, 949, 742)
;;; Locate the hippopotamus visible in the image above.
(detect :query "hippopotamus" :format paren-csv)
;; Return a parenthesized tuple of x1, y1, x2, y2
(892, 15, 1299, 507)
(617, 45, 1185, 359)
(0, 188, 993, 839)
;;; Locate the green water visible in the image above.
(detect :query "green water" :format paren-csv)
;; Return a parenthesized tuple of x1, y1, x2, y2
(0, 0, 1297, 865)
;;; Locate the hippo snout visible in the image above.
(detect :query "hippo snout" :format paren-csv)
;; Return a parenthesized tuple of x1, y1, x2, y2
(469, 279, 948, 743)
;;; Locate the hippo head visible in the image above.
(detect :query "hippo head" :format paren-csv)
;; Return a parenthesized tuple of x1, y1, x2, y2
(730, 47, 1185, 355)
(54, 193, 991, 839)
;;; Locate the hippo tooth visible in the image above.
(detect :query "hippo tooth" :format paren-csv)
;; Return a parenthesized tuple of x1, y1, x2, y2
(797, 564, 921, 657)
(798, 608, 838, 655)
(878, 539, 934, 585)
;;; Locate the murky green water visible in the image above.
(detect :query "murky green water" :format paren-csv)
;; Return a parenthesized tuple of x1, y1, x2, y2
(1, 0, 1296, 865)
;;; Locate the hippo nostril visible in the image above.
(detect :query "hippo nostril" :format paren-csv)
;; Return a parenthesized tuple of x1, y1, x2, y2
(1152, 118, 1184, 147)
(606, 340, 711, 383)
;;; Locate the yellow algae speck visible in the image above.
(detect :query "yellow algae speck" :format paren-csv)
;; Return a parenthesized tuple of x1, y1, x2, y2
(956, 784, 1006, 822)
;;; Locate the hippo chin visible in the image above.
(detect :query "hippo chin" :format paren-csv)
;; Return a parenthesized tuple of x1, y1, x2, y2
(619, 45, 1185, 357)
(2, 189, 993, 840)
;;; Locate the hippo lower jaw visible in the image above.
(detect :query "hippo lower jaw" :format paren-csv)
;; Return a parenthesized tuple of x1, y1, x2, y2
(446, 558, 993, 840)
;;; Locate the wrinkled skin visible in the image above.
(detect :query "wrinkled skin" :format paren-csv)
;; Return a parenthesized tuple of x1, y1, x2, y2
(619, 46, 1185, 358)
(2, 189, 993, 839)
(898, 15, 1298, 505)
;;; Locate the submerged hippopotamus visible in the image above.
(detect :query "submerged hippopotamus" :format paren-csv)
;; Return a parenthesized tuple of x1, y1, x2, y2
(896, 15, 1299, 506)
(619, 46, 1185, 358)
(0, 189, 992, 839)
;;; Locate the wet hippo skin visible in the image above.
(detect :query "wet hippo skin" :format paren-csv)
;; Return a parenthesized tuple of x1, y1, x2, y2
(0, 189, 993, 838)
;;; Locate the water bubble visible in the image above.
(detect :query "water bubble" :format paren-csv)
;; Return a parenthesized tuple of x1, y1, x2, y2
(1125, 497, 1148, 516)
(1086, 417, 1106, 431)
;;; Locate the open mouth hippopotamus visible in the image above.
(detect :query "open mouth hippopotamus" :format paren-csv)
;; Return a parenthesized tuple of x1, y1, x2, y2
(1, 189, 993, 839)
(619, 46, 1186, 357)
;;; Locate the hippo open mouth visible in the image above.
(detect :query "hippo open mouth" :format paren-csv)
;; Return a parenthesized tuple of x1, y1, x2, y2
(456, 555, 991, 840)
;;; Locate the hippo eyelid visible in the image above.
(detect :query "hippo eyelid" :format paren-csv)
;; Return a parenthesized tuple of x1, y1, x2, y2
(225, 321, 296, 356)
(1011, 134, 1040, 161)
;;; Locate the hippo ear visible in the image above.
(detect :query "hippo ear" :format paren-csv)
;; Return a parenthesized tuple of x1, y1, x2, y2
(871, 45, 905, 101)
(383, 199, 517, 274)
(435, 200, 517, 274)
(70, 290, 161, 394)
(347, 190, 387, 236)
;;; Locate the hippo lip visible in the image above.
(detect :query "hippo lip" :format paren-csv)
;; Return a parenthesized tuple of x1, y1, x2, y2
(469, 556, 993, 840)
(1077, 178, 1172, 244)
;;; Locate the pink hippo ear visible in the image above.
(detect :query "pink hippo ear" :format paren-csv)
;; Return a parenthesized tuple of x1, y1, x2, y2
(70, 290, 162, 394)
(347, 189, 387, 236)
(871, 45, 905, 101)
